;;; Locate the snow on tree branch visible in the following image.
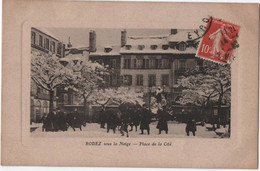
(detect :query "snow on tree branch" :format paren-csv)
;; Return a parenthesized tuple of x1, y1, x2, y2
(175, 61, 231, 106)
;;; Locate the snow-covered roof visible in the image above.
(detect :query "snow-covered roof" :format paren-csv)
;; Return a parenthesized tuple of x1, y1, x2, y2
(66, 46, 89, 51)
(120, 46, 196, 54)
(120, 30, 197, 54)
(33, 27, 59, 41)
(127, 36, 169, 46)
(90, 45, 121, 56)
(63, 53, 86, 62)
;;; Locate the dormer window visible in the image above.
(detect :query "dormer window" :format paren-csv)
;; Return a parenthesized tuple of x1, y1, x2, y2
(162, 44, 169, 50)
(178, 42, 187, 51)
(151, 45, 158, 50)
(104, 47, 112, 53)
(138, 45, 145, 50)
(125, 45, 132, 50)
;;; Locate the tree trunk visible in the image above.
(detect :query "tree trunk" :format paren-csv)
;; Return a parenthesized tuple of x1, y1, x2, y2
(83, 95, 88, 121)
(49, 90, 54, 113)
(217, 93, 223, 129)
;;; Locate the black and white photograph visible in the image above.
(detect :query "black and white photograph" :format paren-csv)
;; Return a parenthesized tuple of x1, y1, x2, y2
(30, 27, 231, 138)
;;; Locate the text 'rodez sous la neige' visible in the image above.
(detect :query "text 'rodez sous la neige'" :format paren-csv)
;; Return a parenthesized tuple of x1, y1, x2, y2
(86, 141, 172, 147)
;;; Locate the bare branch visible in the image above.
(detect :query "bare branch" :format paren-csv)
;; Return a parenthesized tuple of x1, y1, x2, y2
(31, 76, 51, 91)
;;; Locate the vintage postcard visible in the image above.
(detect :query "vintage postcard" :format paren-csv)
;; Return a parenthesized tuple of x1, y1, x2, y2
(2, 0, 259, 169)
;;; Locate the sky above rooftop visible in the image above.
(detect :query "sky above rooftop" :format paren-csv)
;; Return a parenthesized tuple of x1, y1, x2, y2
(46, 28, 171, 47)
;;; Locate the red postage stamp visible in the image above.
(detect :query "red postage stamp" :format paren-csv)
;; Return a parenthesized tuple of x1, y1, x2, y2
(196, 17, 240, 64)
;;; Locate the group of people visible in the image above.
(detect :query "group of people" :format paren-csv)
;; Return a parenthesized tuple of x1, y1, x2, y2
(99, 106, 152, 137)
(99, 105, 197, 137)
(40, 108, 86, 132)
(39, 104, 197, 137)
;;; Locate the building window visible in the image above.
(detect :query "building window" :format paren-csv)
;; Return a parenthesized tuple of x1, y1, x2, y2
(162, 44, 169, 50)
(176, 59, 186, 70)
(137, 59, 144, 69)
(151, 45, 158, 50)
(57, 42, 62, 55)
(132, 59, 136, 69)
(136, 75, 143, 86)
(68, 93, 73, 105)
(44, 38, 49, 50)
(110, 59, 117, 69)
(50, 41, 55, 52)
(162, 74, 169, 86)
(125, 45, 132, 50)
(157, 59, 162, 69)
(62, 44, 65, 57)
(178, 42, 186, 51)
(104, 47, 112, 53)
(148, 74, 156, 87)
(121, 75, 132, 85)
(124, 59, 131, 69)
(110, 74, 119, 86)
(162, 58, 170, 68)
(145, 59, 149, 69)
(149, 59, 156, 69)
(39, 35, 43, 47)
(115, 74, 120, 86)
(138, 45, 145, 50)
(31, 31, 36, 44)
(63, 94, 68, 104)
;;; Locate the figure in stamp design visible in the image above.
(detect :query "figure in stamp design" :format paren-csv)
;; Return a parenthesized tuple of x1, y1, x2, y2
(196, 17, 240, 64)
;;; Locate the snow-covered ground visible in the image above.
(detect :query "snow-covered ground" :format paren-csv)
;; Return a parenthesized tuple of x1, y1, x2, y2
(30, 121, 226, 138)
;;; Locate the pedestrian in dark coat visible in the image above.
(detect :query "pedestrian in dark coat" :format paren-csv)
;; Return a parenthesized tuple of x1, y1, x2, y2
(66, 108, 86, 131)
(57, 109, 68, 131)
(106, 110, 118, 133)
(99, 108, 107, 128)
(119, 112, 130, 137)
(129, 108, 140, 132)
(44, 111, 56, 132)
(156, 108, 168, 134)
(40, 113, 48, 132)
(186, 115, 197, 136)
(140, 108, 151, 135)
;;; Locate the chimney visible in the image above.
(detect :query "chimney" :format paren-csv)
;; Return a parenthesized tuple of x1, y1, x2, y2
(89, 30, 96, 52)
(171, 29, 178, 35)
(67, 37, 72, 48)
(121, 29, 127, 47)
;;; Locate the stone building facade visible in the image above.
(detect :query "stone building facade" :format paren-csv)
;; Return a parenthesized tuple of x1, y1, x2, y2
(89, 29, 203, 105)
(30, 27, 65, 123)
